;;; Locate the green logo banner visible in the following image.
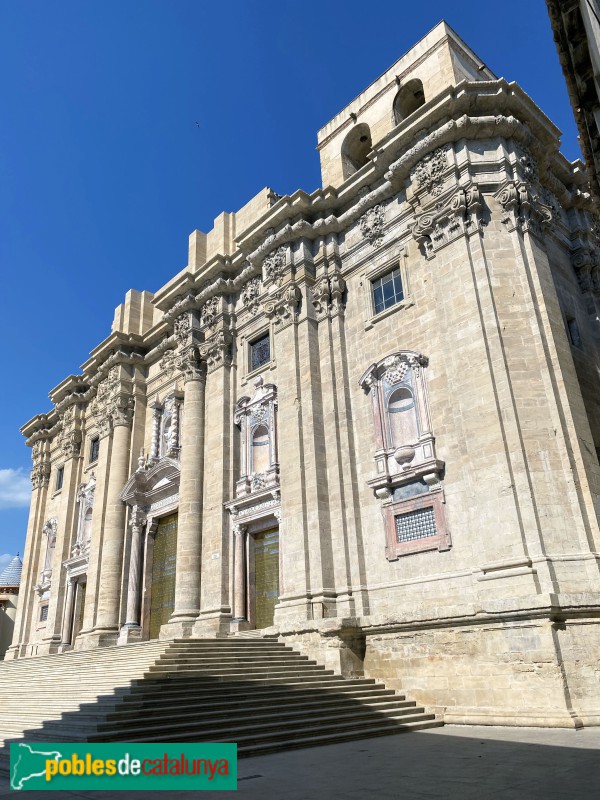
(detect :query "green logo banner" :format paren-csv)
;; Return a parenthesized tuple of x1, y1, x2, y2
(10, 742, 237, 791)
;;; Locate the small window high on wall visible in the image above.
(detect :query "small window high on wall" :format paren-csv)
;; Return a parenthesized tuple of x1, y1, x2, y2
(393, 79, 425, 125)
(341, 123, 372, 180)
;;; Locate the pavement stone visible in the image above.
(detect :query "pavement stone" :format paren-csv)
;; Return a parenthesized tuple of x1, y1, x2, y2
(1, 726, 599, 799)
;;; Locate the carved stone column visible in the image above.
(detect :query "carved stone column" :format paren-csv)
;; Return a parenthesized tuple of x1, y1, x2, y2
(163, 347, 206, 636)
(91, 397, 134, 641)
(150, 400, 162, 461)
(232, 525, 248, 623)
(5, 435, 52, 659)
(59, 577, 76, 648)
(123, 507, 146, 630)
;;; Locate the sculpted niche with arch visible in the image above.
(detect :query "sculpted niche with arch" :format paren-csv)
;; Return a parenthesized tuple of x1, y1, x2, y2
(360, 351, 450, 558)
(234, 376, 279, 496)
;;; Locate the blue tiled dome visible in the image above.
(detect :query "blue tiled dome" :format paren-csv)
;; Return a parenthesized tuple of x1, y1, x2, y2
(0, 555, 23, 586)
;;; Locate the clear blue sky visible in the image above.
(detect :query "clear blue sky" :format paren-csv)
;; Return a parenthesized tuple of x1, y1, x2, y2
(0, 0, 582, 563)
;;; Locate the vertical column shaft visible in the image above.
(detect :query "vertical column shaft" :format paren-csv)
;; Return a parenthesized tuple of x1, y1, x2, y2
(93, 419, 132, 631)
(170, 370, 206, 621)
(60, 578, 75, 646)
(233, 527, 247, 620)
(124, 512, 145, 627)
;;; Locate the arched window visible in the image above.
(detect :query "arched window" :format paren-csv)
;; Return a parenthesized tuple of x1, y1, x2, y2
(388, 386, 418, 448)
(251, 425, 270, 474)
(341, 123, 372, 179)
(393, 79, 425, 125)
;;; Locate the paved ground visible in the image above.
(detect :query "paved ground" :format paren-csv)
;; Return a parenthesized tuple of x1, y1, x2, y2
(2, 726, 599, 799)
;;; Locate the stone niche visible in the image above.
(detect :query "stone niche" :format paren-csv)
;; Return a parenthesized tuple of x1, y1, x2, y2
(233, 376, 279, 496)
(360, 351, 450, 558)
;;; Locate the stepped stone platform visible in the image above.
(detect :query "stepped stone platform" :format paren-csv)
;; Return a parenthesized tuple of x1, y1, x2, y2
(0, 637, 441, 773)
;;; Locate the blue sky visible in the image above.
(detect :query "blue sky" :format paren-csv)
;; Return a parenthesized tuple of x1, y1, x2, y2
(0, 0, 582, 562)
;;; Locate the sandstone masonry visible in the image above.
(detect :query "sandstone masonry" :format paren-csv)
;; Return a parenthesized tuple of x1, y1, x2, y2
(8, 22, 600, 728)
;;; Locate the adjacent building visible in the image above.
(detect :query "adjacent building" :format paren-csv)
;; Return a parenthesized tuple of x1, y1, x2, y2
(547, 0, 600, 199)
(0, 556, 22, 659)
(8, 22, 600, 727)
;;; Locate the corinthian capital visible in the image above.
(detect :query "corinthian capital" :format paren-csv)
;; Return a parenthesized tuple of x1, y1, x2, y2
(31, 461, 51, 490)
(199, 331, 232, 372)
(110, 396, 135, 428)
(176, 346, 206, 383)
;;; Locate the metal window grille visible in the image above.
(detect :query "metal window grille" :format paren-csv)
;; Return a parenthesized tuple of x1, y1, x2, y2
(372, 267, 404, 315)
(89, 437, 100, 463)
(40, 605, 48, 622)
(250, 333, 270, 371)
(395, 506, 437, 543)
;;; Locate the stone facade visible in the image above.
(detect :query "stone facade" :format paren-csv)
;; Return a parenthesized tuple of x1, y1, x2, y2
(8, 22, 600, 727)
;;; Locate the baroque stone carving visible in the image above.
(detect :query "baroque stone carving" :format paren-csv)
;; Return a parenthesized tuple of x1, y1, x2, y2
(201, 295, 220, 332)
(311, 275, 346, 320)
(159, 349, 176, 377)
(176, 346, 205, 382)
(174, 313, 191, 347)
(412, 185, 485, 258)
(572, 245, 600, 294)
(380, 352, 428, 385)
(233, 377, 279, 498)
(199, 330, 232, 371)
(359, 205, 385, 247)
(411, 147, 448, 196)
(263, 246, 287, 285)
(58, 406, 82, 459)
(240, 277, 262, 315)
(517, 149, 537, 183)
(251, 473, 267, 492)
(90, 369, 131, 438)
(311, 277, 331, 319)
(264, 284, 302, 329)
(31, 461, 51, 490)
(496, 181, 552, 237)
(359, 351, 444, 512)
(72, 474, 96, 558)
(110, 396, 135, 428)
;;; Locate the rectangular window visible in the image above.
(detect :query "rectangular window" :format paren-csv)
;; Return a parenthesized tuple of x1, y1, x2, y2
(40, 605, 48, 622)
(395, 506, 437, 543)
(372, 267, 404, 315)
(383, 494, 450, 559)
(55, 466, 64, 491)
(566, 317, 583, 349)
(250, 333, 271, 372)
(89, 436, 100, 464)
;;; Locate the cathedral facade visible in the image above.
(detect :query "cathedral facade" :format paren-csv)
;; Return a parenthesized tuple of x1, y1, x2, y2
(9, 22, 600, 727)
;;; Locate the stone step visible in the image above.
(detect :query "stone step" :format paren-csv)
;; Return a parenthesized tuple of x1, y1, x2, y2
(147, 663, 330, 676)
(35, 699, 422, 739)
(97, 689, 406, 719)
(155, 653, 313, 663)
(113, 677, 386, 701)
(27, 704, 436, 745)
(68, 695, 418, 729)
(89, 711, 440, 745)
(0, 637, 442, 762)
(142, 669, 335, 686)
(234, 718, 442, 757)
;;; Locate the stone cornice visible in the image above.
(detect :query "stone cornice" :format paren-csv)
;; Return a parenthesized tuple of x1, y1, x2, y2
(22, 78, 597, 432)
(151, 84, 592, 321)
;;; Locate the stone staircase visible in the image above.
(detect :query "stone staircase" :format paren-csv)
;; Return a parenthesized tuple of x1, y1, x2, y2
(0, 638, 441, 772)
